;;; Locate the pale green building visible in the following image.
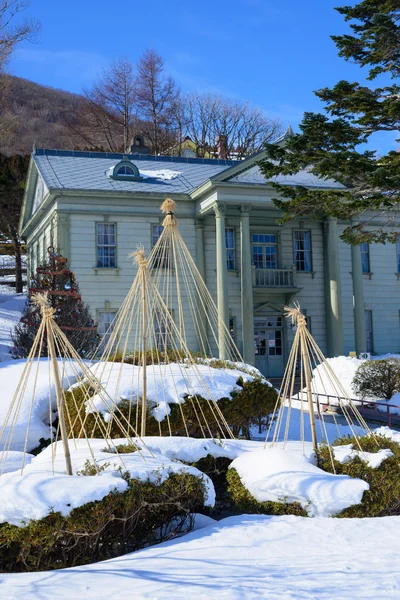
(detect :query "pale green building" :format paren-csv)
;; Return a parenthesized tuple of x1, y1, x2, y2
(20, 134, 400, 377)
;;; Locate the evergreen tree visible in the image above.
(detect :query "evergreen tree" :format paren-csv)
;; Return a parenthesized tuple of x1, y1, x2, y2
(259, 0, 400, 244)
(0, 154, 29, 293)
(12, 247, 99, 358)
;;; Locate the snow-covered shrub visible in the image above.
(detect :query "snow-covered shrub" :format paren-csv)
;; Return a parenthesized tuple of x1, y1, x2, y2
(226, 468, 307, 516)
(65, 378, 277, 440)
(352, 358, 400, 400)
(0, 472, 206, 572)
(318, 434, 400, 517)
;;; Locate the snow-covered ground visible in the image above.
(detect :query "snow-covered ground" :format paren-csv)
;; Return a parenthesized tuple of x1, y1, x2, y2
(0, 358, 85, 452)
(0, 254, 27, 269)
(306, 354, 400, 415)
(1, 513, 400, 599)
(0, 286, 26, 362)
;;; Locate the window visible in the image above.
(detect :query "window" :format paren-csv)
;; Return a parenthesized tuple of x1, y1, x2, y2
(110, 161, 142, 181)
(294, 230, 311, 272)
(251, 234, 277, 269)
(116, 165, 135, 176)
(360, 242, 370, 273)
(153, 310, 172, 349)
(267, 330, 282, 356)
(397, 239, 400, 273)
(225, 227, 236, 270)
(98, 311, 117, 345)
(152, 224, 170, 268)
(97, 223, 116, 268)
(254, 330, 282, 356)
(229, 316, 236, 340)
(365, 310, 373, 353)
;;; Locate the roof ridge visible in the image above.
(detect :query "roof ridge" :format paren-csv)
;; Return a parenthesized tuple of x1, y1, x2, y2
(33, 148, 239, 167)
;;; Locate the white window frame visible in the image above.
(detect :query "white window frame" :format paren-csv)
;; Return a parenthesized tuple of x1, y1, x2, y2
(365, 310, 373, 353)
(97, 310, 117, 346)
(396, 239, 400, 273)
(225, 227, 236, 270)
(293, 230, 312, 272)
(96, 223, 117, 268)
(251, 233, 278, 269)
(360, 242, 370, 274)
(153, 309, 173, 350)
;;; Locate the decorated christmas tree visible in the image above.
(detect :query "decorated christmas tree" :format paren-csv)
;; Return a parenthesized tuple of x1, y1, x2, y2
(11, 246, 99, 358)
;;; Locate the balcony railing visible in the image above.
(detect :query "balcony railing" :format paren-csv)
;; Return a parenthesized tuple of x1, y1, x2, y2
(252, 266, 296, 288)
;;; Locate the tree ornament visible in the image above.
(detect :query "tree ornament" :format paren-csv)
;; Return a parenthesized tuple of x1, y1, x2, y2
(64, 283, 71, 290)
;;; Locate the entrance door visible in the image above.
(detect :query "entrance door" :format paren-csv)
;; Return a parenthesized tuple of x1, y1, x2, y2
(254, 317, 284, 378)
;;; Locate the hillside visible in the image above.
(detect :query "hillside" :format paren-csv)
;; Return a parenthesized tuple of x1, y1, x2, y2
(0, 75, 95, 156)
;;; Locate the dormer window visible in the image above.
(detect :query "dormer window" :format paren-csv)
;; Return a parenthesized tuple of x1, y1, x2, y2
(117, 165, 135, 176)
(110, 160, 142, 181)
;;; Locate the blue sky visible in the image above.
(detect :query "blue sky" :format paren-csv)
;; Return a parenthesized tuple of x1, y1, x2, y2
(11, 0, 397, 154)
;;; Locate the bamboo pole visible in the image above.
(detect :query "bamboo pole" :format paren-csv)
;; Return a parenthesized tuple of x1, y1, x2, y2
(299, 319, 318, 456)
(140, 262, 148, 437)
(47, 320, 73, 475)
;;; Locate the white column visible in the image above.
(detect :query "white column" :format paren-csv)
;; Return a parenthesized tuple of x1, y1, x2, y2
(195, 217, 207, 352)
(195, 217, 205, 279)
(213, 203, 229, 359)
(350, 219, 366, 354)
(240, 205, 255, 365)
(324, 217, 344, 357)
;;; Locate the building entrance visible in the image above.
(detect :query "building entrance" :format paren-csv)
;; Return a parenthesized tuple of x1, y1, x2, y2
(254, 316, 284, 378)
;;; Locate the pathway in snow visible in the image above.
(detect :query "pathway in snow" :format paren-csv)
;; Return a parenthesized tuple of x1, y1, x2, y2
(1, 514, 400, 599)
(0, 286, 26, 362)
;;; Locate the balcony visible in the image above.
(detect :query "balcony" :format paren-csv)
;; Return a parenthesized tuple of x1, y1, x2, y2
(252, 266, 299, 293)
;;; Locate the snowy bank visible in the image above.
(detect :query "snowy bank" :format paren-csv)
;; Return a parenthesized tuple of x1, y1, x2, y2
(0, 359, 85, 452)
(0, 439, 215, 526)
(87, 361, 256, 422)
(0, 288, 26, 362)
(132, 436, 265, 463)
(230, 446, 369, 517)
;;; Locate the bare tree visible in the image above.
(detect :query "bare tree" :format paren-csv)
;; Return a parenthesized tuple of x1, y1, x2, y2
(180, 93, 283, 159)
(134, 48, 179, 154)
(67, 57, 136, 153)
(0, 0, 40, 73)
(0, 1, 40, 145)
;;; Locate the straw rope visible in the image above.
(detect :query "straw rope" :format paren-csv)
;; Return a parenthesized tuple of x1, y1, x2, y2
(265, 302, 377, 471)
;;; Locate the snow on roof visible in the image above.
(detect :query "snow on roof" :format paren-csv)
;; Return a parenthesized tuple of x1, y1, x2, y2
(230, 165, 345, 189)
(33, 149, 236, 195)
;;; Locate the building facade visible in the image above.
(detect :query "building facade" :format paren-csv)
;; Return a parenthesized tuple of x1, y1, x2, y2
(20, 142, 400, 377)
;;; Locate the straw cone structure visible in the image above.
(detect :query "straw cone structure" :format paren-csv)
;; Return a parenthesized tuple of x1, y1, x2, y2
(266, 303, 375, 469)
(0, 294, 150, 476)
(92, 199, 244, 439)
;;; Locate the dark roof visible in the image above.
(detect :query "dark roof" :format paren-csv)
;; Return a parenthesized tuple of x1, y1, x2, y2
(33, 148, 237, 194)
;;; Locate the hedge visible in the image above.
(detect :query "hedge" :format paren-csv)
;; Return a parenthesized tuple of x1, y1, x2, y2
(226, 468, 307, 516)
(0, 471, 206, 572)
(318, 434, 400, 517)
(64, 377, 278, 440)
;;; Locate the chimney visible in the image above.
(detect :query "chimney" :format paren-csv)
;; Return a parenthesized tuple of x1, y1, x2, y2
(217, 134, 228, 160)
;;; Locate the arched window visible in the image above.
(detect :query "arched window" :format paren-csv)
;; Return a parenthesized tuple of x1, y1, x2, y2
(116, 165, 135, 176)
(110, 160, 142, 181)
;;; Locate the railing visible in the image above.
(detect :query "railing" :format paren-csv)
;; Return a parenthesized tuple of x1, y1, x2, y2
(252, 266, 296, 288)
(290, 390, 400, 429)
